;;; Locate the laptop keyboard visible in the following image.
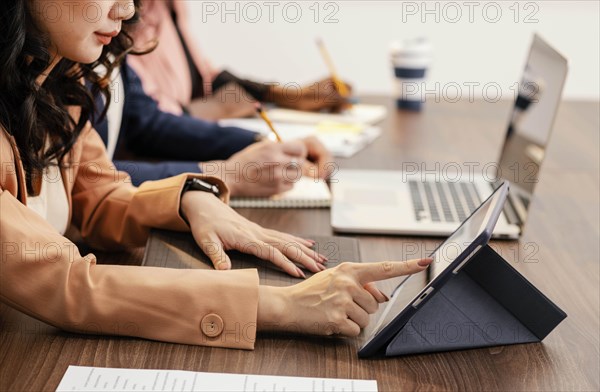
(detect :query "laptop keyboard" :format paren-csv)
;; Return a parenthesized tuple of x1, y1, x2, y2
(409, 180, 482, 223)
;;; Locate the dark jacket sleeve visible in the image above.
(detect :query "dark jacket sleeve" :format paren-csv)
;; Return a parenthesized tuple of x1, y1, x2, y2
(89, 97, 202, 186)
(114, 161, 201, 187)
(212, 70, 271, 101)
(119, 60, 258, 162)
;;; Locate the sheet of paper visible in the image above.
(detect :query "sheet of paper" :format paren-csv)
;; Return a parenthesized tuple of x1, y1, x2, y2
(219, 118, 381, 158)
(266, 104, 388, 125)
(56, 366, 378, 392)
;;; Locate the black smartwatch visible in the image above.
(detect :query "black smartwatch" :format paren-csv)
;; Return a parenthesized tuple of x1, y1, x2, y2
(182, 178, 221, 198)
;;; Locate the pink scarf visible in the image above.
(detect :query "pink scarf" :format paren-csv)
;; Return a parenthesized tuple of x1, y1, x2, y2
(128, 0, 218, 114)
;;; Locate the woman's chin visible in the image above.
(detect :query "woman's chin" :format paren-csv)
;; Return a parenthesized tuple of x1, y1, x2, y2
(65, 47, 104, 65)
(82, 51, 104, 64)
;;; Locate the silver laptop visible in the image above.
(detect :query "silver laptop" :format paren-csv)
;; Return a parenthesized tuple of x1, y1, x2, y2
(331, 34, 568, 239)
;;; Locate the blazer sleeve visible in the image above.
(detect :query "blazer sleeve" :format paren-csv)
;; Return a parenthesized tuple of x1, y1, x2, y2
(120, 62, 257, 162)
(0, 126, 259, 349)
(70, 124, 218, 250)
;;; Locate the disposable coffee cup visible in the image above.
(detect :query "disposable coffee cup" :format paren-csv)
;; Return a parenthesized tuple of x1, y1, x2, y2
(390, 38, 432, 111)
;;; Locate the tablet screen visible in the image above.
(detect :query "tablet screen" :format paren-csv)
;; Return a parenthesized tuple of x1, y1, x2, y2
(364, 182, 506, 342)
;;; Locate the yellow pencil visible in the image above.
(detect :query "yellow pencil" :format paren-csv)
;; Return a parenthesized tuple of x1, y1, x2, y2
(255, 103, 283, 142)
(316, 38, 350, 98)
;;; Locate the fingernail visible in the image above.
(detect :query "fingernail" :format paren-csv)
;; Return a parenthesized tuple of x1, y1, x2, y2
(380, 291, 390, 302)
(318, 263, 327, 271)
(418, 258, 433, 267)
(217, 262, 229, 270)
(296, 267, 307, 279)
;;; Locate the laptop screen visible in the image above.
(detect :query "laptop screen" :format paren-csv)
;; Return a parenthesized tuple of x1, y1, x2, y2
(497, 34, 568, 220)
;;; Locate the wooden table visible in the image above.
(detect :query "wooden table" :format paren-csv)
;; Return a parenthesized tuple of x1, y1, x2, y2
(1, 97, 598, 391)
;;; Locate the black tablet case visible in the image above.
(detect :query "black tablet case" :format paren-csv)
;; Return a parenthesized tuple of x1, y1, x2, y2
(385, 244, 567, 356)
(142, 229, 360, 286)
(143, 231, 566, 357)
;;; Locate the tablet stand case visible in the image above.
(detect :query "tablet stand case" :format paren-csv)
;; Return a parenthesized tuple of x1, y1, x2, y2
(385, 244, 567, 356)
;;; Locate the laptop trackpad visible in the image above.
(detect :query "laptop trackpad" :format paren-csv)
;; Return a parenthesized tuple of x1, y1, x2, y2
(345, 189, 399, 206)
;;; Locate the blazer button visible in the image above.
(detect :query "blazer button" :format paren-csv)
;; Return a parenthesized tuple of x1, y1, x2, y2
(200, 314, 224, 338)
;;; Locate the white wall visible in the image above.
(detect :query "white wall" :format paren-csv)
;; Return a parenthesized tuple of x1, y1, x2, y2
(185, 1, 599, 100)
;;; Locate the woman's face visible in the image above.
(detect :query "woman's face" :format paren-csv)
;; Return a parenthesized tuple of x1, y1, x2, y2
(30, 0, 135, 63)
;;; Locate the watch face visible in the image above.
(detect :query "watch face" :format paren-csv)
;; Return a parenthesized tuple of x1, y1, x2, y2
(188, 179, 220, 197)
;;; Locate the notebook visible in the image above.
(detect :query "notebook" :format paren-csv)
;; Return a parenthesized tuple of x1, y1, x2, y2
(219, 118, 381, 158)
(142, 230, 361, 285)
(229, 178, 331, 208)
(265, 104, 388, 125)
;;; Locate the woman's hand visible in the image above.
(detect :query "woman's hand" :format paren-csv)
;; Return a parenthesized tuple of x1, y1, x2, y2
(181, 191, 326, 277)
(270, 78, 353, 112)
(201, 137, 334, 195)
(200, 140, 307, 197)
(301, 136, 335, 180)
(257, 258, 433, 336)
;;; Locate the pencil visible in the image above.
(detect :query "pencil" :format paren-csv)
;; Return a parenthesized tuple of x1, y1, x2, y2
(255, 102, 283, 142)
(316, 37, 350, 98)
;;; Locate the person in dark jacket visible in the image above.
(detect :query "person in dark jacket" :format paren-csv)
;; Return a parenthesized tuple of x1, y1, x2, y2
(92, 61, 333, 196)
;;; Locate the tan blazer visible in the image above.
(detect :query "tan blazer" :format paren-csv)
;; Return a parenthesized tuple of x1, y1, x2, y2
(0, 122, 259, 349)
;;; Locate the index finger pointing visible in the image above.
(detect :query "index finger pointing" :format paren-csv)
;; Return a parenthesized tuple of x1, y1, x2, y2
(355, 258, 433, 284)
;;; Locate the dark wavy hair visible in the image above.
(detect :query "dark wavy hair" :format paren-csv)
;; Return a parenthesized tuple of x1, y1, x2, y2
(0, 1, 141, 194)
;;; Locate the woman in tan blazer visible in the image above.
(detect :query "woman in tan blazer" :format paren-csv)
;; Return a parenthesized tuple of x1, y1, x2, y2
(0, 0, 431, 349)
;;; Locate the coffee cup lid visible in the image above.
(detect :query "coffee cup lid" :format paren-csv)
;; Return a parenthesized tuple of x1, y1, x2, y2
(390, 37, 432, 57)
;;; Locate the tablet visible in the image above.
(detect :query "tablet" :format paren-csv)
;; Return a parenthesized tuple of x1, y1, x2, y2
(358, 181, 510, 357)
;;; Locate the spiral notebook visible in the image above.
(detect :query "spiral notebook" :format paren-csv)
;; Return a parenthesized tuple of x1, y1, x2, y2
(229, 178, 331, 209)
